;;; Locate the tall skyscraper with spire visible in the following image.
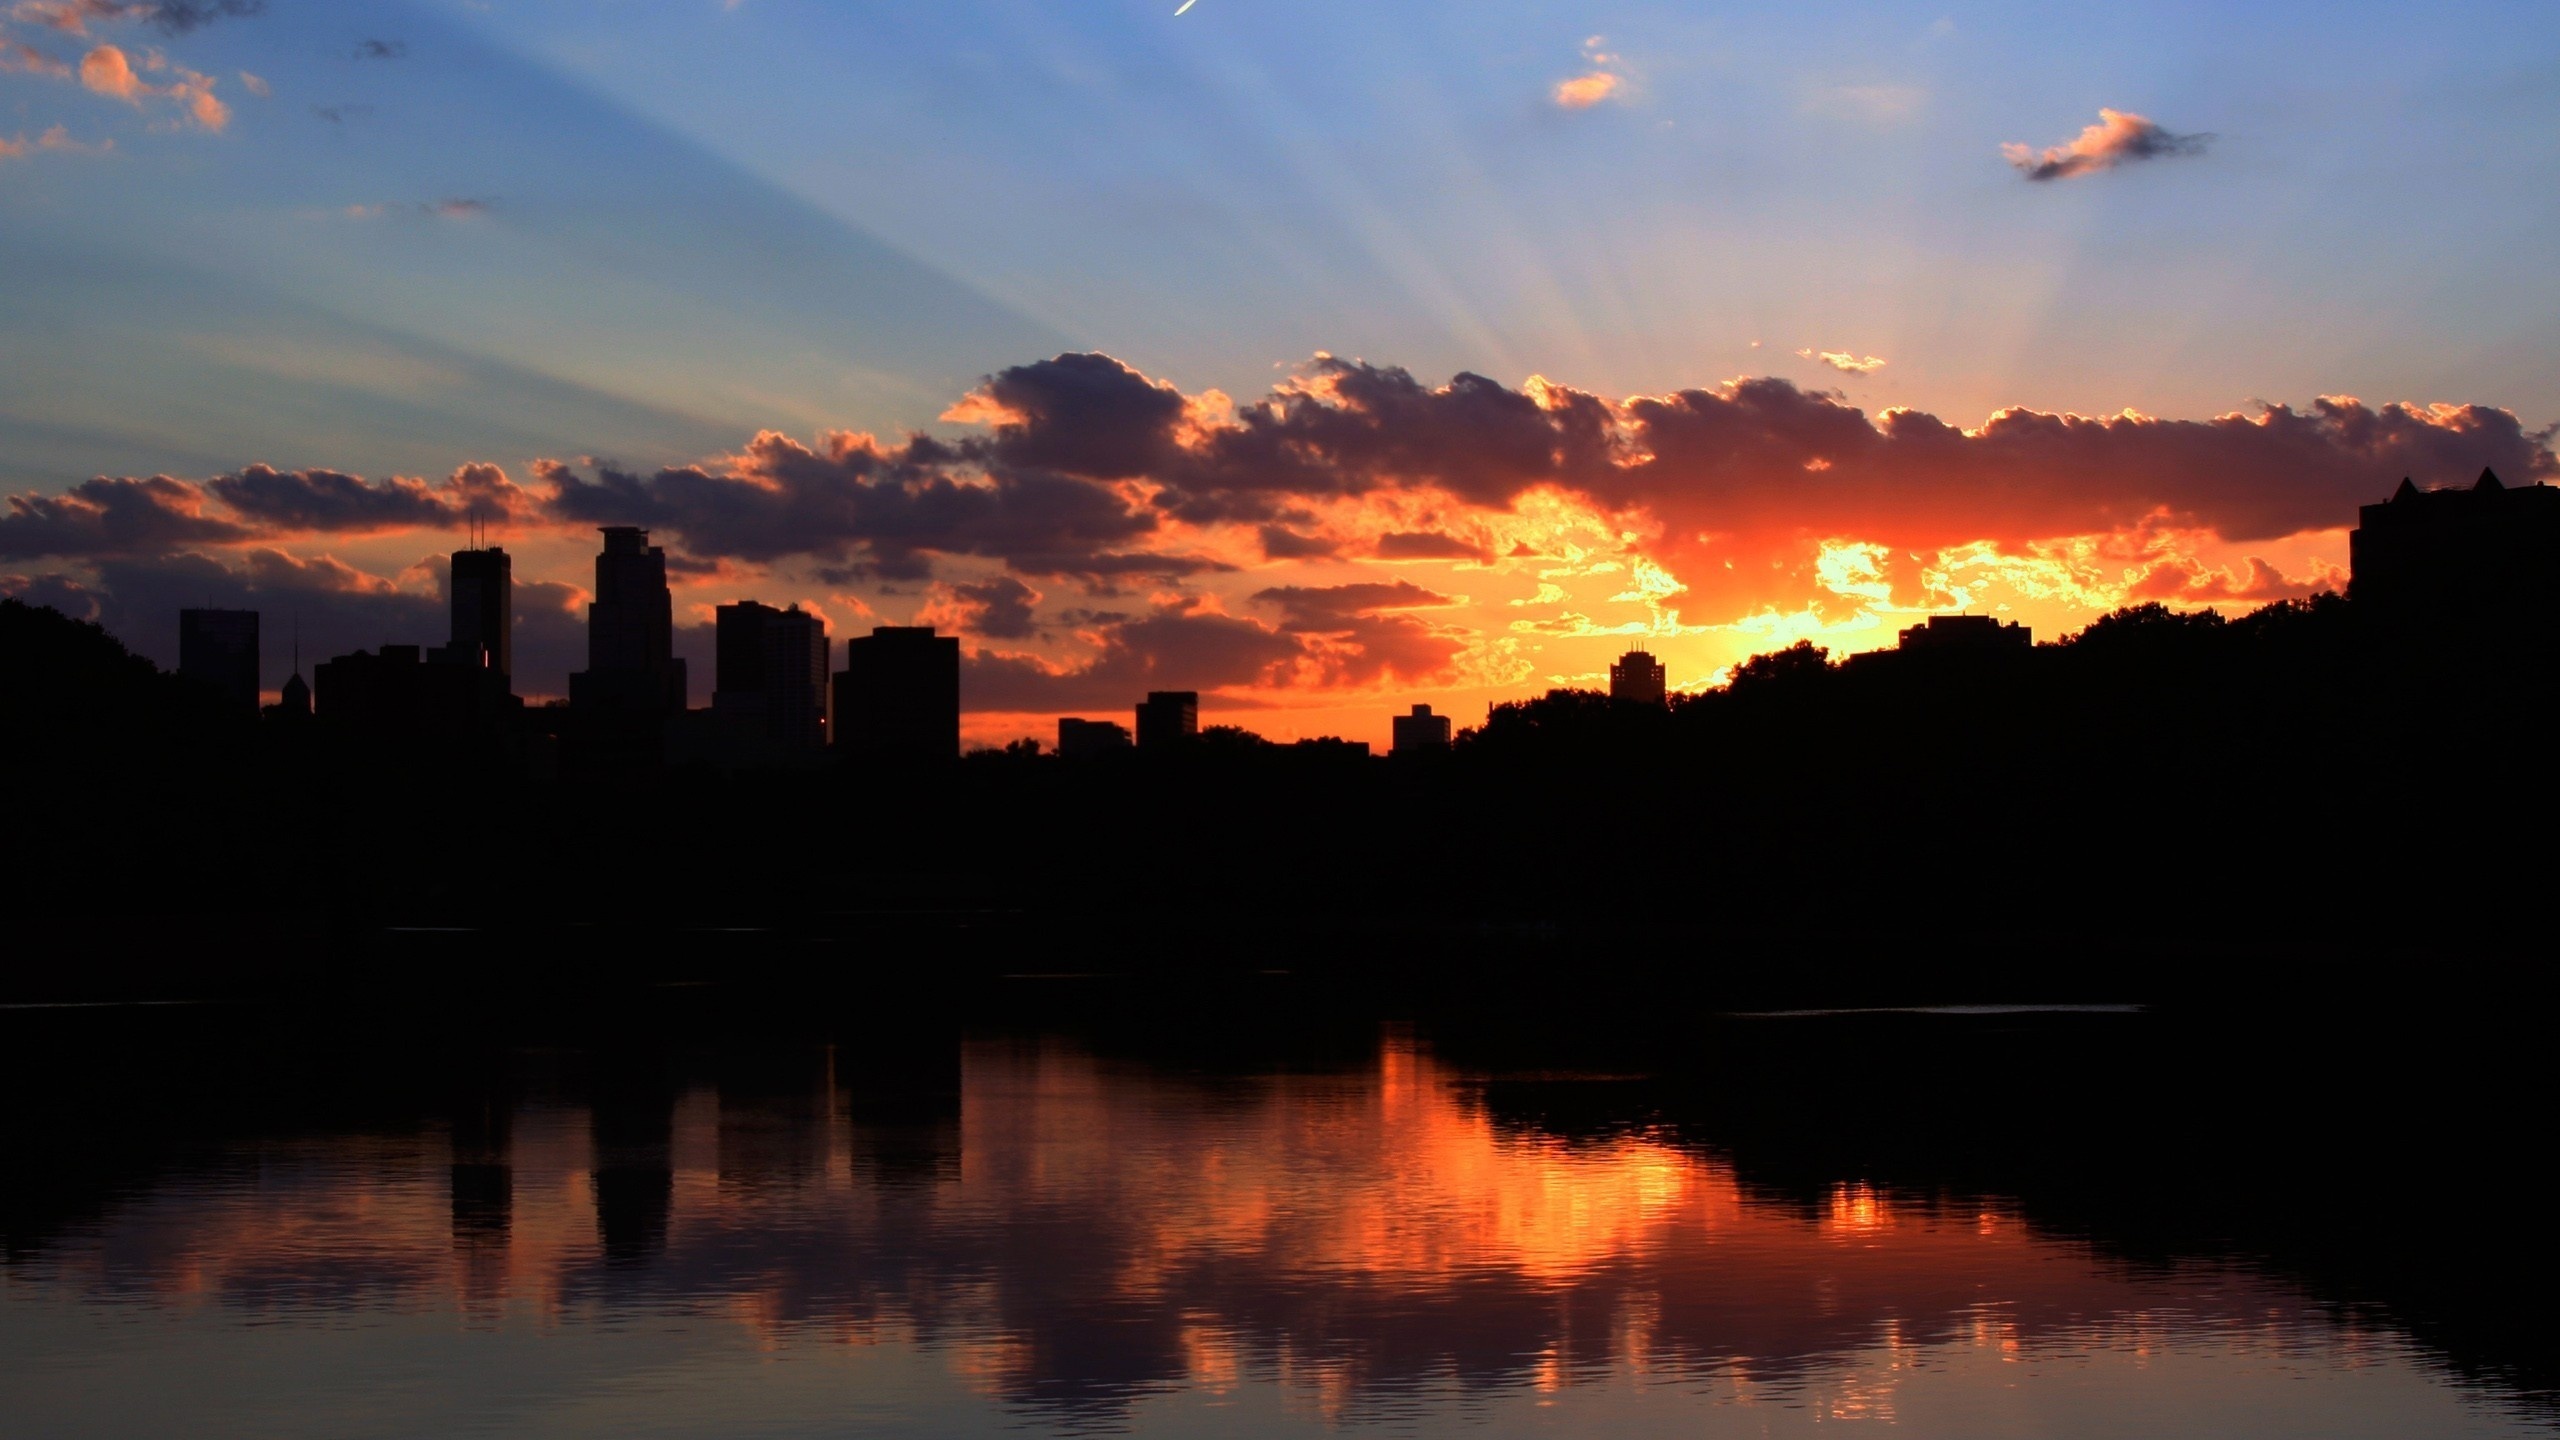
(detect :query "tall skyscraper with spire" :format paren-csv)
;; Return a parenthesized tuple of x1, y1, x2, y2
(435, 546, 513, 683)
(570, 528, 686, 714)
(276, 617, 310, 721)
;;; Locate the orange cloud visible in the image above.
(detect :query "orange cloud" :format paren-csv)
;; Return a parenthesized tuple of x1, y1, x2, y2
(2, 36, 72, 73)
(76, 40, 138, 95)
(2125, 553, 2343, 605)
(2003, 108, 2210, 181)
(8, 1, 140, 36)
(3, 351, 2547, 737)
(1553, 72, 1620, 109)
(0, 122, 104, 157)
(175, 70, 224, 128)
(1799, 349, 1887, 374)
(1553, 34, 1625, 110)
(73, 41, 226, 129)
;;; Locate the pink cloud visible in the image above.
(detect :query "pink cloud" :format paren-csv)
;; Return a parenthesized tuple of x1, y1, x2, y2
(1553, 34, 1625, 110)
(76, 40, 139, 96)
(2, 37, 71, 74)
(1798, 349, 1886, 375)
(0, 122, 105, 158)
(8, 2, 146, 37)
(2003, 108, 2210, 182)
(73, 41, 226, 129)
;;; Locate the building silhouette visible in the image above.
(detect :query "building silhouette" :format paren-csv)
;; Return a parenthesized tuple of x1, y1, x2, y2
(431, 546, 513, 683)
(570, 528, 687, 715)
(2351, 469, 2560, 632)
(275, 669, 311, 721)
(590, 1071, 676, 1268)
(178, 608, 259, 714)
(835, 626, 960, 762)
(713, 601, 830, 753)
(1610, 648, 1666, 706)
(1895, 614, 2031, 653)
(1841, 613, 2033, 681)
(1136, 691, 1199, 749)
(1058, 717, 1133, 759)
(1392, 703, 1452, 756)
(313, 643, 476, 738)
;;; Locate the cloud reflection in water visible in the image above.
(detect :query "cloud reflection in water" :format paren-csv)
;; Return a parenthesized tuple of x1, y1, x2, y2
(4, 1036, 2529, 1437)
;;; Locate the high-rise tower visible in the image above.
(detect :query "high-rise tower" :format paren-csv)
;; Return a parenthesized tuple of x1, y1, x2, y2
(438, 546, 513, 682)
(570, 528, 686, 714)
(713, 600, 830, 751)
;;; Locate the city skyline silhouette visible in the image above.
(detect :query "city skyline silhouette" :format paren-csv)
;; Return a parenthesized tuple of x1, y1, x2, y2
(4, 462, 2552, 987)
(5, 6, 2558, 1437)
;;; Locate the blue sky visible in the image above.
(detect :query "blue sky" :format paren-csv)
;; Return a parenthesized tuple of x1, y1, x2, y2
(5, 0, 2557, 740)
(8, 0, 2556, 482)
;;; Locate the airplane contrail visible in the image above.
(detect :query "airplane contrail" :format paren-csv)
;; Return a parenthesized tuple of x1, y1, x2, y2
(1174, 0, 1198, 13)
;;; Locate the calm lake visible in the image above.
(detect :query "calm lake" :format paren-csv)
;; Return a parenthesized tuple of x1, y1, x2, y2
(0, 993, 2548, 1438)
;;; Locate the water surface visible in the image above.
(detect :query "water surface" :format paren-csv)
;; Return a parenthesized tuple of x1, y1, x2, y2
(0, 1013, 2546, 1437)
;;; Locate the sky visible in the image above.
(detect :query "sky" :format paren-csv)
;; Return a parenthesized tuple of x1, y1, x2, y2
(5, 0, 2558, 745)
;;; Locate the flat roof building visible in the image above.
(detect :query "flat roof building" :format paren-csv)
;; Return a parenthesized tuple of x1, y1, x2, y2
(1895, 614, 2030, 652)
(713, 601, 830, 754)
(1057, 717, 1133, 760)
(1136, 691, 1199, 749)
(1392, 703, 1452, 756)
(836, 626, 959, 763)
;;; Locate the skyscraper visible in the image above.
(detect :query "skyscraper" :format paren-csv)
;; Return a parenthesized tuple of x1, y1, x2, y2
(1135, 691, 1199, 749)
(435, 546, 513, 682)
(835, 626, 959, 762)
(1392, 703, 1452, 756)
(1610, 648, 1666, 707)
(570, 528, 686, 714)
(713, 601, 830, 752)
(178, 608, 259, 714)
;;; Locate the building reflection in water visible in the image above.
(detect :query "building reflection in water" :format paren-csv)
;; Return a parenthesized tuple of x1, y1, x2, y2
(589, 1050, 677, 1268)
(447, 1061, 513, 1314)
(2, 1033, 2539, 1437)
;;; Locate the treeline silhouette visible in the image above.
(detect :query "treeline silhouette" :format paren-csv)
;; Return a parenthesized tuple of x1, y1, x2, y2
(2, 590, 2550, 1005)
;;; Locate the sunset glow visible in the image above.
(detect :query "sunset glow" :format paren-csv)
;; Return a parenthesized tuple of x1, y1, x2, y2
(3, 1, 2552, 749)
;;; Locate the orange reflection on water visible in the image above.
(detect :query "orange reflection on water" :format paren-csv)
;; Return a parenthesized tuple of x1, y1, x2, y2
(963, 1037, 1725, 1303)
(13, 1030, 2394, 1432)
(1826, 1181, 1896, 1237)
